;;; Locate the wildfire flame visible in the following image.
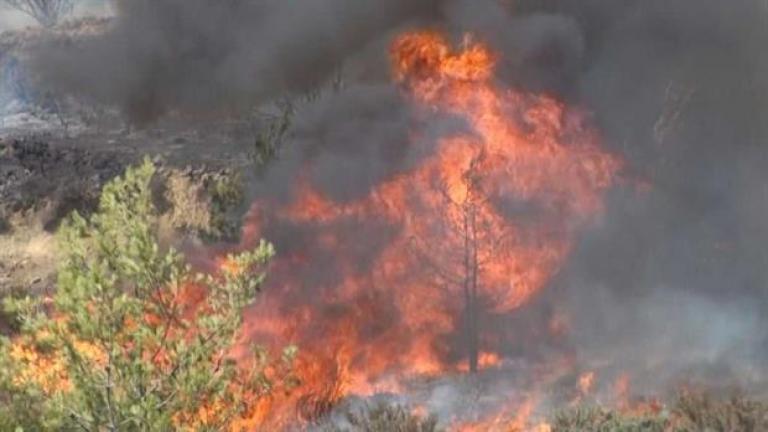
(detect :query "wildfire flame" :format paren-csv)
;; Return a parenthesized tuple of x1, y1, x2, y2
(9, 29, 621, 432)
(231, 30, 621, 429)
(0, 24, 628, 431)
(579, 371, 596, 397)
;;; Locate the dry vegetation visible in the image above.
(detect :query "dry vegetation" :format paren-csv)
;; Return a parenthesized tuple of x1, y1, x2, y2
(551, 392, 768, 432)
(327, 404, 440, 432)
(319, 392, 768, 432)
(0, 139, 246, 337)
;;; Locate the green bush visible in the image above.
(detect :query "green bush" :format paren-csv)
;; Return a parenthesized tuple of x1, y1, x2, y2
(0, 158, 294, 431)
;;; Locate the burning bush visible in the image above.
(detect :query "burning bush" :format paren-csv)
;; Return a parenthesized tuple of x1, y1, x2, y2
(230, 29, 621, 428)
(0, 159, 295, 430)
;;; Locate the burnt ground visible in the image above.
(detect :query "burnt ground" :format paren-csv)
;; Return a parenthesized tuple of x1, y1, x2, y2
(0, 110, 272, 330)
(0, 138, 126, 309)
(0, 19, 280, 313)
(0, 138, 127, 232)
(0, 119, 266, 303)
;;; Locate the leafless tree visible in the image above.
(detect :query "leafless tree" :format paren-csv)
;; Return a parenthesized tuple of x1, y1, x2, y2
(2, 0, 74, 28)
(410, 151, 510, 373)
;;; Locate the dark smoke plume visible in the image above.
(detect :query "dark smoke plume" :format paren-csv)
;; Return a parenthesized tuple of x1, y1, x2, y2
(30, 0, 440, 122)
(30, 0, 590, 123)
(531, 0, 768, 391)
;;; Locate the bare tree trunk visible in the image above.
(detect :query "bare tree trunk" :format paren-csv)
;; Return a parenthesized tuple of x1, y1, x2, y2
(463, 282, 478, 373)
(463, 204, 480, 374)
(470, 207, 480, 373)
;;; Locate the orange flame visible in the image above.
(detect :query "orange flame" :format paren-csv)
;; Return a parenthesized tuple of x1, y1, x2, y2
(3, 30, 622, 431)
(579, 371, 596, 396)
(233, 30, 621, 428)
(453, 397, 552, 432)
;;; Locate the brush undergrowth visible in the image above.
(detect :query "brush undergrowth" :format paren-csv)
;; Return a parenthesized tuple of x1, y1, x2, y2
(551, 406, 670, 432)
(552, 392, 768, 432)
(327, 403, 440, 432)
(328, 392, 768, 432)
(0, 158, 294, 431)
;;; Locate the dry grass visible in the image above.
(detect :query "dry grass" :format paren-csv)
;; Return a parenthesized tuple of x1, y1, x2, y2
(673, 391, 768, 431)
(327, 404, 440, 432)
(0, 221, 57, 293)
(551, 406, 669, 432)
(0, 223, 57, 333)
(161, 169, 213, 235)
(552, 392, 768, 432)
(157, 165, 243, 241)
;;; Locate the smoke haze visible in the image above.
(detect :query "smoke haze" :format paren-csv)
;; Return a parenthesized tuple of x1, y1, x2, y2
(28, 0, 768, 395)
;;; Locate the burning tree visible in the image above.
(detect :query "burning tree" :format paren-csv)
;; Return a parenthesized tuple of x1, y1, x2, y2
(410, 151, 511, 373)
(0, 160, 296, 430)
(218, 30, 620, 427)
(391, 31, 620, 374)
(1, 0, 74, 28)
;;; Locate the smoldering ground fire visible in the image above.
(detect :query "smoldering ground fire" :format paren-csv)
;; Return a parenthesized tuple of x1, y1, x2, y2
(12, 0, 768, 430)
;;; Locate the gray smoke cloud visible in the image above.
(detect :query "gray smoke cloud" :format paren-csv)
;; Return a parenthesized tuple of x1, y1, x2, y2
(26, 0, 768, 398)
(29, 0, 441, 122)
(28, 0, 590, 122)
(532, 0, 768, 393)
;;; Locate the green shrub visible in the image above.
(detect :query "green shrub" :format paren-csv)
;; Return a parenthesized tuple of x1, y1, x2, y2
(0, 158, 294, 431)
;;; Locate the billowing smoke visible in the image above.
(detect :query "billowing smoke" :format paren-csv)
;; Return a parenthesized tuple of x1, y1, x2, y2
(28, 0, 768, 403)
(538, 0, 768, 393)
(29, 0, 441, 122)
(268, 0, 768, 394)
(29, 0, 592, 123)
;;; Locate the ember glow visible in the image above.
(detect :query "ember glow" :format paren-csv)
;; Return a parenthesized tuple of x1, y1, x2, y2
(235, 30, 621, 429)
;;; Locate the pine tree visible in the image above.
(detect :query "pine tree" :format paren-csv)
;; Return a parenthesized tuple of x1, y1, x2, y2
(0, 158, 295, 431)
